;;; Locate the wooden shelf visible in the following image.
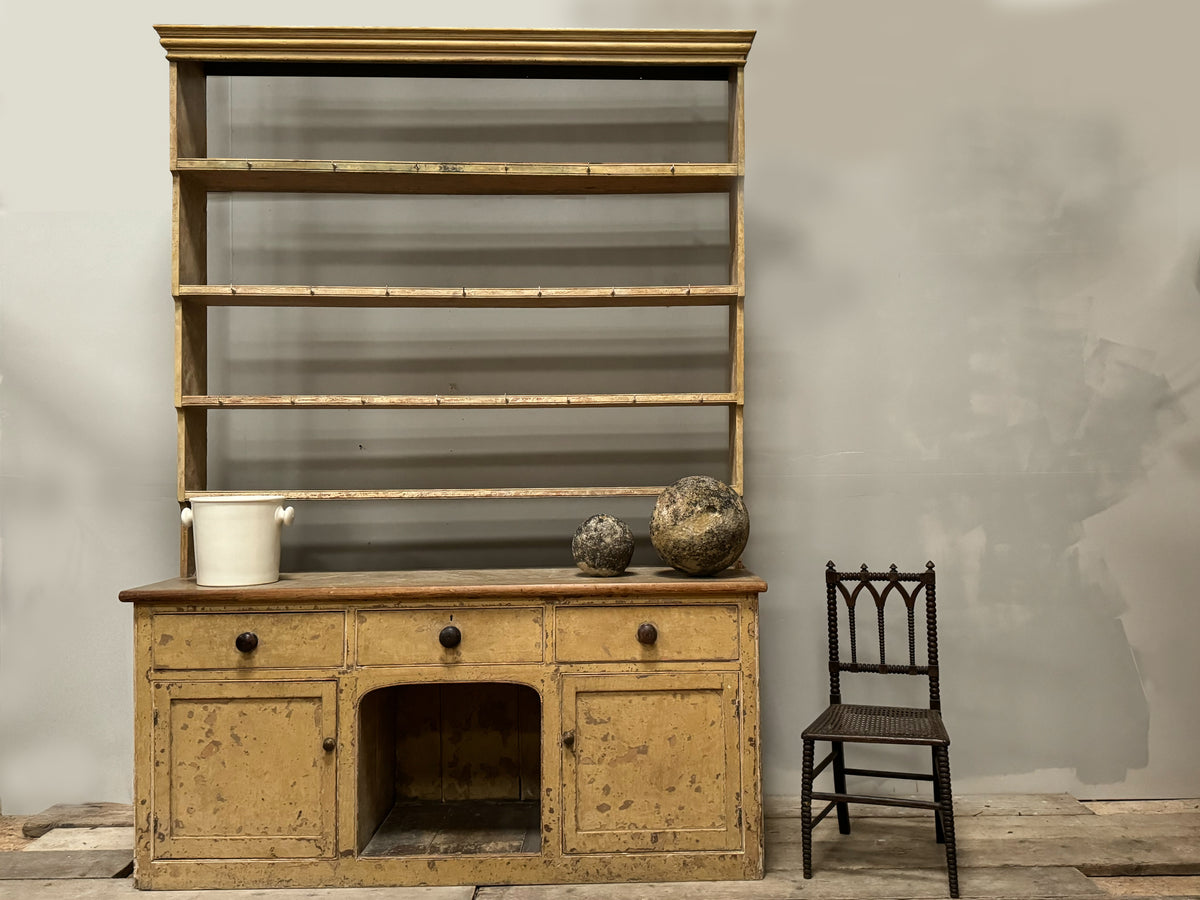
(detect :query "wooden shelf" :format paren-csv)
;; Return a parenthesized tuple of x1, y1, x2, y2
(183, 487, 667, 501)
(177, 284, 741, 308)
(176, 159, 738, 194)
(183, 393, 739, 410)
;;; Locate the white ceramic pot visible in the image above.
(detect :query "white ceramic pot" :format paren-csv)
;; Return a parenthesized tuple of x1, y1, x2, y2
(181, 495, 295, 586)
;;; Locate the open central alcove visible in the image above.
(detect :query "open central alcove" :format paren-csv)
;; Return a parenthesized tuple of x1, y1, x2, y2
(357, 681, 542, 857)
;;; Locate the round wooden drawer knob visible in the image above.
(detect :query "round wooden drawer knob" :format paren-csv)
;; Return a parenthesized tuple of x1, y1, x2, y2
(235, 632, 259, 653)
(439, 625, 462, 648)
(323, 737, 336, 752)
(636, 622, 658, 645)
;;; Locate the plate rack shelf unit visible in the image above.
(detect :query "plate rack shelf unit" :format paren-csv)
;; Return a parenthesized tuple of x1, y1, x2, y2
(162, 25, 753, 575)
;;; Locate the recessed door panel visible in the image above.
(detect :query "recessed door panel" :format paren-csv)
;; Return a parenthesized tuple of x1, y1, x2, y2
(152, 680, 337, 859)
(561, 672, 740, 854)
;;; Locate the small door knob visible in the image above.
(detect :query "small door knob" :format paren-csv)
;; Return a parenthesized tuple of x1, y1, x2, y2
(235, 632, 259, 653)
(439, 625, 462, 648)
(562, 730, 575, 750)
(636, 622, 658, 646)
(323, 737, 336, 753)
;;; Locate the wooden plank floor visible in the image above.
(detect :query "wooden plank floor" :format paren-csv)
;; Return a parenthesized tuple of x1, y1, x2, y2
(0, 795, 1197, 898)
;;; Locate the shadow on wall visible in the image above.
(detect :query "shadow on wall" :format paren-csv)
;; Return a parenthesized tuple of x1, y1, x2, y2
(914, 107, 1178, 784)
(565, 0, 1200, 788)
(782, 108, 1173, 787)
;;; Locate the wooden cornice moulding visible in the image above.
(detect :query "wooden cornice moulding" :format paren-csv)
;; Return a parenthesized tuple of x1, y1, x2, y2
(153, 25, 755, 66)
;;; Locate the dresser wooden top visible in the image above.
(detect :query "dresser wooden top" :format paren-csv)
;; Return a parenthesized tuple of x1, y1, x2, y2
(120, 566, 767, 604)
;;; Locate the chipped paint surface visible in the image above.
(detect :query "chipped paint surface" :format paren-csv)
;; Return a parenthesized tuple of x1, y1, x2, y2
(150, 612, 345, 670)
(154, 682, 337, 859)
(562, 674, 742, 854)
(556, 605, 740, 663)
(134, 580, 762, 886)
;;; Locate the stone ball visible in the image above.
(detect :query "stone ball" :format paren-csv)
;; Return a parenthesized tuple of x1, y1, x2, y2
(650, 476, 749, 576)
(572, 514, 635, 577)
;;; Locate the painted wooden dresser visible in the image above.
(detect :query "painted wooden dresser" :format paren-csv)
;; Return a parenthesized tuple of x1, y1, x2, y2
(121, 567, 765, 889)
(134, 24, 763, 889)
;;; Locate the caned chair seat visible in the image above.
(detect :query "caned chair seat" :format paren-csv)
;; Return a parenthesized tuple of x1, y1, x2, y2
(803, 703, 949, 746)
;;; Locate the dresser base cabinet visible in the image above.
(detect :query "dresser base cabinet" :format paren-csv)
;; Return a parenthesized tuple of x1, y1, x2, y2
(122, 567, 765, 889)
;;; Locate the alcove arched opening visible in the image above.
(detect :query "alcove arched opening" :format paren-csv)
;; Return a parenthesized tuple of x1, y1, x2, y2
(356, 681, 542, 857)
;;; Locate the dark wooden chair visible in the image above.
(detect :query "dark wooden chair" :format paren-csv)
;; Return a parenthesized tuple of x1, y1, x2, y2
(800, 561, 958, 897)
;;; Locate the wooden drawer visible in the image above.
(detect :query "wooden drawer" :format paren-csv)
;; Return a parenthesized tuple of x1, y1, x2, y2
(555, 605, 739, 663)
(151, 612, 345, 670)
(356, 607, 544, 666)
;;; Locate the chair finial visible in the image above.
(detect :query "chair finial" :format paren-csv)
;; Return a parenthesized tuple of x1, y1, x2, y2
(826, 560, 836, 570)
(926, 560, 935, 570)
(860, 563, 869, 573)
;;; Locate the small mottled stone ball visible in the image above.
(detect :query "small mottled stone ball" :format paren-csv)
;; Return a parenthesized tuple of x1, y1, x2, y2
(572, 514, 636, 577)
(650, 476, 749, 576)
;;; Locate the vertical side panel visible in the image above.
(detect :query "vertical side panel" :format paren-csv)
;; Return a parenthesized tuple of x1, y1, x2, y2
(740, 595, 764, 876)
(727, 70, 746, 286)
(729, 302, 745, 495)
(174, 168, 208, 572)
(518, 685, 542, 801)
(132, 607, 155, 886)
(176, 294, 207, 574)
(727, 66, 745, 172)
(728, 66, 747, 494)
(175, 300, 207, 486)
(173, 95, 208, 564)
(177, 407, 208, 491)
(170, 61, 207, 165)
(357, 686, 397, 850)
(171, 58, 208, 575)
(177, 409, 207, 575)
(174, 175, 207, 574)
(173, 177, 208, 292)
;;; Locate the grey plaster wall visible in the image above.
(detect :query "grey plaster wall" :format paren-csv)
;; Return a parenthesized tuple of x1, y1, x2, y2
(3, 0, 1199, 813)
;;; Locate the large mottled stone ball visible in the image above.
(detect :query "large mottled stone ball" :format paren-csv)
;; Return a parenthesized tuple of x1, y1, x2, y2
(650, 476, 749, 576)
(572, 514, 635, 576)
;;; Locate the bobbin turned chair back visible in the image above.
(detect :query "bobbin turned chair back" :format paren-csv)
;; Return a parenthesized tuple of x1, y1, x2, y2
(825, 561, 940, 710)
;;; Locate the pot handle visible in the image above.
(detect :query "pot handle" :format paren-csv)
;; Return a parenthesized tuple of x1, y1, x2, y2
(275, 505, 296, 527)
(181, 507, 193, 528)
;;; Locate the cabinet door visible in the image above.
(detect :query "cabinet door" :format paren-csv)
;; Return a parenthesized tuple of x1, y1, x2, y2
(152, 680, 337, 859)
(561, 673, 741, 854)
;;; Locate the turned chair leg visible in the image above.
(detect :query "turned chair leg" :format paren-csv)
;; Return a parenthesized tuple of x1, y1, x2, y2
(932, 746, 945, 844)
(934, 746, 959, 898)
(832, 741, 851, 834)
(801, 738, 815, 879)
